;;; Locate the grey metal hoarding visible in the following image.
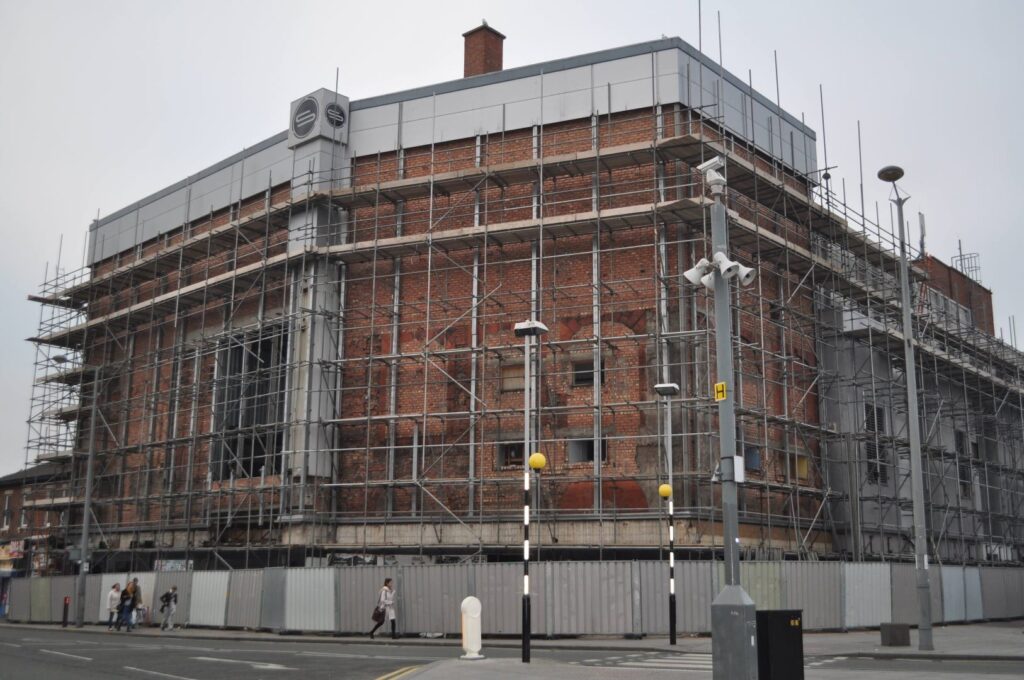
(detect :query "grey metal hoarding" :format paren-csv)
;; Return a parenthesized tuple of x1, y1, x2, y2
(284, 567, 335, 632)
(473, 562, 522, 635)
(842, 563, 890, 629)
(890, 563, 942, 624)
(940, 565, 965, 622)
(638, 559, 691, 635)
(401, 564, 470, 635)
(154, 571, 192, 628)
(336, 565, 390, 634)
(29, 577, 49, 622)
(260, 567, 286, 631)
(964, 566, 983, 620)
(781, 562, 843, 630)
(226, 569, 263, 628)
(189, 571, 228, 628)
(48, 575, 75, 622)
(548, 560, 634, 635)
(84, 574, 102, 625)
(9, 577, 30, 621)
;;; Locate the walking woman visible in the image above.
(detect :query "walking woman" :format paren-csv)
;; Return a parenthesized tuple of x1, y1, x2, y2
(117, 581, 135, 631)
(106, 583, 120, 630)
(368, 577, 397, 640)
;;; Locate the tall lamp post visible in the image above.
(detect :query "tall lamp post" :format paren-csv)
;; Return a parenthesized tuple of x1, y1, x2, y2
(682, 157, 758, 679)
(655, 381, 680, 645)
(514, 318, 548, 663)
(878, 165, 934, 651)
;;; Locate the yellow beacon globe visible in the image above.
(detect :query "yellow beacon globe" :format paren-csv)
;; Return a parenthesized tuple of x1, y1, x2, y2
(658, 483, 672, 498)
(528, 452, 547, 470)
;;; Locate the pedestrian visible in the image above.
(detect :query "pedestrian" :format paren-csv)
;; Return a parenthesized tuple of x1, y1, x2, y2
(106, 583, 120, 630)
(368, 577, 397, 640)
(129, 577, 143, 630)
(116, 582, 134, 631)
(158, 586, 178, 631)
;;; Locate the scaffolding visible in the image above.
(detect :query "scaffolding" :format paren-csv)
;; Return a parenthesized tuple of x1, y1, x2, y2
(22, 50, 1024, 571)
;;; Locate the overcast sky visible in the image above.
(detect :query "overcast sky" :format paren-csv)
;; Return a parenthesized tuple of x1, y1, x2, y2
(1, 0, 1022, 476)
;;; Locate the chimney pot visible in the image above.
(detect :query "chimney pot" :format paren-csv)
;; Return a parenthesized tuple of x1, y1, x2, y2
(463, 22, 505, 78)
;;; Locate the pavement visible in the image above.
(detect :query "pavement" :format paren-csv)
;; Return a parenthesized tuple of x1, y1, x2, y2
(2, 618, 1022, 679)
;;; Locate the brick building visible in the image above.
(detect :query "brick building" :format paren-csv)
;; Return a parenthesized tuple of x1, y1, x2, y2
(24, 25, 1024, 571)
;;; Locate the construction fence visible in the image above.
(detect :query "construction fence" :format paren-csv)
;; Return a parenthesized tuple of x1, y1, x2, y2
(5, 561, 1023, 636)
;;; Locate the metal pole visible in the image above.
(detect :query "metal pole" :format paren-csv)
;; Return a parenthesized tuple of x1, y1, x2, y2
(661, 395, 677, 646)
(708, 178, 758, 679)
(892, 188, 934, 651)
(522, 333, 532, 663)
(75, 367, 101, 627)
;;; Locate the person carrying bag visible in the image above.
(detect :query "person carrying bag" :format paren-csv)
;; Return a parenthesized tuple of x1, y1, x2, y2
(368, 577, 397, 640)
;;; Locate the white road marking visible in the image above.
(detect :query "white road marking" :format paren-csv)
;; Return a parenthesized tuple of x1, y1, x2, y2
(124, 667, 200, 680)
(40, 648, 93, 661)
(0, 642, 22, 648)
(300, 651, 435, 661)
(192, 656, 296, 670)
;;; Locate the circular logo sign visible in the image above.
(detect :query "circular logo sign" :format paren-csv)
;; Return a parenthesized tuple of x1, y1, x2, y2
(292, 97, 318, 138)
(325, 102, 346, 129)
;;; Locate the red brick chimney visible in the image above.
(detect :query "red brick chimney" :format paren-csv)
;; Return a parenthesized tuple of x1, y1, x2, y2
(463, 21, 505, 77)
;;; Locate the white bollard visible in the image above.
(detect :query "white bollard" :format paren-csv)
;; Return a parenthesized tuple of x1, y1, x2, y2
(460, 596, 484, 660)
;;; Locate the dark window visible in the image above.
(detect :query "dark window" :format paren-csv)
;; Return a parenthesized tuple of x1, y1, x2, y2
(572, 359, 604, 387)
(744, 446, 762, 472)
(211, 326, 288, 481)
(865, 403, 888, 484)
(959, 461, 973, 499)
(567, 438, 608, 464)
(497, 442, 524, 467)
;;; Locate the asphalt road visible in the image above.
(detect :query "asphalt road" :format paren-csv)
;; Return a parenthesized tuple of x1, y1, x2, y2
(0, 626, 1021, 679)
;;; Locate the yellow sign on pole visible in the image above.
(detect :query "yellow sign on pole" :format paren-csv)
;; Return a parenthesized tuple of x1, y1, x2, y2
(714, 382, 728, 402)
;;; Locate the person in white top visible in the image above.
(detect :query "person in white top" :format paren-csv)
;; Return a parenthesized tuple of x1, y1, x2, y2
(368, 578, 397, 640)
(106, 583, 120, 630)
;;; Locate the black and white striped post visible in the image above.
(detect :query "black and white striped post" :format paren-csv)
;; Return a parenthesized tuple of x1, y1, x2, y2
(513, 318, 548, 664)
(659, 482, 676, 645)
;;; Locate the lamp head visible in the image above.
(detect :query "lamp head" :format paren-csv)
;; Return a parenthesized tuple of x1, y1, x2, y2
(514, 320, 549, 338)
(877, 165, 904, 183)
(654, 382, 680, 397)
(658, 483, 672, 499)
(528, 452, 547, 471)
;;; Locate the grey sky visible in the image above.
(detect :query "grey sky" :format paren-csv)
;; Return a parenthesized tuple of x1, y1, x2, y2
(1, 0, 1022, 476)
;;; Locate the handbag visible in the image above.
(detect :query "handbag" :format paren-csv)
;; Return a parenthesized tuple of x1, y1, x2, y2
(371, 606, 385, 624)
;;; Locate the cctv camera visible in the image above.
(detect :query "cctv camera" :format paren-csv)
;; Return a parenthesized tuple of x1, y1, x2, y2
(683, 258, 711, 286)
(712, 251, 740, 280)
(696, 156, 725, 173)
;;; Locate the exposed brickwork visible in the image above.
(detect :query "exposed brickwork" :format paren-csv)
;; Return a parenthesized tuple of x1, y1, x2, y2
(463, 24, 504, 78)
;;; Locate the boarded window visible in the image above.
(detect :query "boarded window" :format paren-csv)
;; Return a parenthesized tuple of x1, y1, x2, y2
(500, 363, 525, 391)
(788, 454, 809, 482)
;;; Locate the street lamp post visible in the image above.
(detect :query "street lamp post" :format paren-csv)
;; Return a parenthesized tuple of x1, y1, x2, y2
(878, 165, 934, 651)
(514, 319, 548, 663)
(684, 157, 758, 679)
(655, 381, 680, 645)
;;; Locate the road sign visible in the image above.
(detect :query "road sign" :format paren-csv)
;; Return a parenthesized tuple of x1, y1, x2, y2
(714, 382, 727, 402)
